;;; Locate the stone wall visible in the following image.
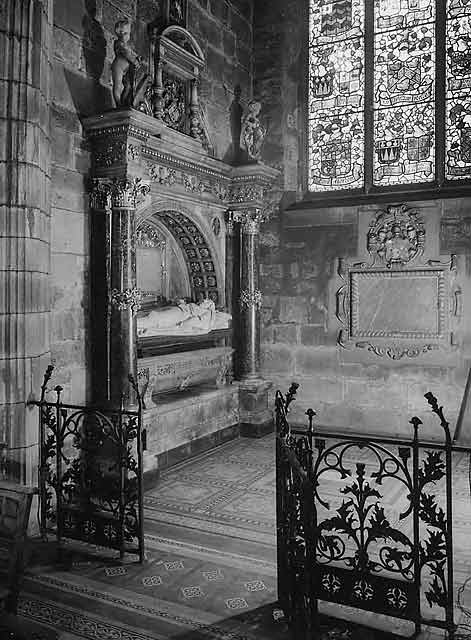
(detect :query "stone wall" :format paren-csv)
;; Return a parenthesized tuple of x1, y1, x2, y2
(252, 0, 471, 440)
(259, 200, 471, 441)
(0, 0, 52, 482)
(50, 0, 254, 403)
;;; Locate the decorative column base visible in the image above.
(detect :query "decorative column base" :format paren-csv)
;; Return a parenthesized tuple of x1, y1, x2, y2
(239, 379, 274, 438)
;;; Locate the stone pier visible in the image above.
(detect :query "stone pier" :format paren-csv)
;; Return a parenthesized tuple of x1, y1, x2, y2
(0, 0, 52, 483)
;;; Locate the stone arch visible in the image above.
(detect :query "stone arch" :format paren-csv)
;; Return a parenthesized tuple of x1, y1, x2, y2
(136, 200, 225, 306)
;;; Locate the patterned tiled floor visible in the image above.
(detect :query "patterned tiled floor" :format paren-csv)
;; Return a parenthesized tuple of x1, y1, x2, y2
(11, 434, 471, 639)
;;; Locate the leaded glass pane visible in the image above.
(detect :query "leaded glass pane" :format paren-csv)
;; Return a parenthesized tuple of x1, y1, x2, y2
(373, 2, 435, 186)
(446, 2, 471, 180)
(308, 0, 365, 191)
(308, 109, 364, 190)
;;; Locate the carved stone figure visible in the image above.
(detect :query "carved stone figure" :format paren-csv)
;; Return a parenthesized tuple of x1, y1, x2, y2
(240, 100, 266, 160)
(111, 19, 148, 108)
(137, 298, 231, 336)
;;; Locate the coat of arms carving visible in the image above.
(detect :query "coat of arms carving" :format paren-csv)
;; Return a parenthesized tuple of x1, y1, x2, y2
(367, 205, 425, 267)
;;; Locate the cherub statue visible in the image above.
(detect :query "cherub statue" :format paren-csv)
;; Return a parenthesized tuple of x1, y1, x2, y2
(111, 19, 148, 108)
(240, 100, 266, 161)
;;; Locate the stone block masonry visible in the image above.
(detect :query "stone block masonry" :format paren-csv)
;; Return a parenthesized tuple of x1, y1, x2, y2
(0, 0, 52, 483)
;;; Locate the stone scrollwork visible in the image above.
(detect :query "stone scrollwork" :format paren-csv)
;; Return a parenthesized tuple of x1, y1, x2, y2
(147, 163, 177, 187)
(183, 173, 205, 194)
(111, 287, 142, 312)
(228, 183, 265, 204)
(356, 342, 439, 360)
(239, 288, 263, 310)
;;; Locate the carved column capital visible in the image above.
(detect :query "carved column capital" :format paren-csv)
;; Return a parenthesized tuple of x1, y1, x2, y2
(90, 177, 151, 211)
(231, 208, 268, 235)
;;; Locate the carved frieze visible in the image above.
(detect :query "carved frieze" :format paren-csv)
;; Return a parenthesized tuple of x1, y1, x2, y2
(147, 163, 177, 187)
(137, 347, 234, 404)
(228, 183, 266, 204)
(89, 124, 149, 169)
(145, 159, 229, 202)
(367, 205, 425, 268)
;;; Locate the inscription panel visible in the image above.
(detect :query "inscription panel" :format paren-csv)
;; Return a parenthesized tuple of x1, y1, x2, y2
(350, 269, 445, 340)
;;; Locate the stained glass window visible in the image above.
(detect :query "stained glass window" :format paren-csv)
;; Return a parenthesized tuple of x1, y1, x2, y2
(308, 0, 365, 190)
(307, 0, 471, 193)
(446, 1, 471, 180)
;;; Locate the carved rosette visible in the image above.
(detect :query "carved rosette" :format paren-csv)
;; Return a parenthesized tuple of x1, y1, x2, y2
(239, 288, 263, 310)
(136, 222, 166, 249)
(110, 287, 142, 312)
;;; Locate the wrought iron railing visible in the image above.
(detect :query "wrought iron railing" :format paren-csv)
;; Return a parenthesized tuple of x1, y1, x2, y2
(30, 366, 145, 562)
(276, 383, 468, 639)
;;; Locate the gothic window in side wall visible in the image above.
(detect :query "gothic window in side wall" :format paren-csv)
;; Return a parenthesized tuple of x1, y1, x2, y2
(307, 0, 471, 193)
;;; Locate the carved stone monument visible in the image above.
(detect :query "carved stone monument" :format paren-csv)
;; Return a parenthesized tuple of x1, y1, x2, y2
(336, 204, 462, 360)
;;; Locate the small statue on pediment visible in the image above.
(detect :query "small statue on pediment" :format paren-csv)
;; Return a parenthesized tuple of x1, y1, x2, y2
(240, 100, 266, 161)
(111, 19, 149, 108)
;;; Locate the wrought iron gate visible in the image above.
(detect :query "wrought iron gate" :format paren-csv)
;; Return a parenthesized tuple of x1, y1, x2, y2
(32, 366, 145, 561)
(276, 383, 461, 639)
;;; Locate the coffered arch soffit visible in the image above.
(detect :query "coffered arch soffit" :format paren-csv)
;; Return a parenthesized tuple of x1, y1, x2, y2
(136, 200, 224, 305)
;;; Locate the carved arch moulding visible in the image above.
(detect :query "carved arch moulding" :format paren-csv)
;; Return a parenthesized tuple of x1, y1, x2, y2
(335, 204, 463, 360)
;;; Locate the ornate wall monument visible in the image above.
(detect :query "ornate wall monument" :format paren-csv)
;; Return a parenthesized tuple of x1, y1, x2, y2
(335, 204, 463, 361)
(84, 19, 278, 476)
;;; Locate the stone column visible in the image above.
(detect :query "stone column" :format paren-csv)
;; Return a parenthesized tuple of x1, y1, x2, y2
(0, 0, 52, 483)
(90, 178, 149, 409)
(228, 164, 280, 438)
(232, 209, 266, 381)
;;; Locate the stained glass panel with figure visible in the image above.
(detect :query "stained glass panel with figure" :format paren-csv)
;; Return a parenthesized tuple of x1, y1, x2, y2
(373, 2, 435, 185)
(446, 1, 471, 180)
(308, 0, 365, 190)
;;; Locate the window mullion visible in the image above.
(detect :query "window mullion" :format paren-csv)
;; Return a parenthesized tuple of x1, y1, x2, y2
(364, 0, 375, 193)
(436, 0, 447, 188)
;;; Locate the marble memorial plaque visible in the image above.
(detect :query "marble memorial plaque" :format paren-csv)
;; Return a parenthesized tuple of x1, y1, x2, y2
(350, 270, 445, 339)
